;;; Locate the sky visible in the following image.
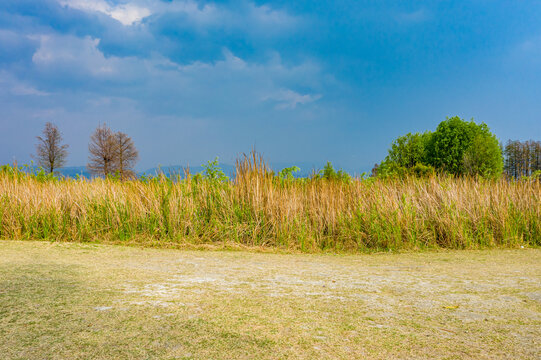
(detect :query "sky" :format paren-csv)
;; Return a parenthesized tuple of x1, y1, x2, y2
(1, 0, 540, 173)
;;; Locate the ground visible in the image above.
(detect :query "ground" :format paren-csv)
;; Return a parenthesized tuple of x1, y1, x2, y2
(0, 241, 540, 359)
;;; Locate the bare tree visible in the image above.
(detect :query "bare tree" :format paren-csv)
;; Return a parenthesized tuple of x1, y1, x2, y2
(87, 124, 117, 177)
(114, 131, 139, 180)
(34, 122, 69, 173)
(504, 139, 541, 178)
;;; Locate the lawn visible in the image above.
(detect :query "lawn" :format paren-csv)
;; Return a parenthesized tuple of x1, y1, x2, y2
(1, 241, 540, 359)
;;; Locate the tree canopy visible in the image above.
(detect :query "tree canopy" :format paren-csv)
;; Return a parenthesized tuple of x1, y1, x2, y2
(378, 117, 503, 178)
(384, 132, 431, 169)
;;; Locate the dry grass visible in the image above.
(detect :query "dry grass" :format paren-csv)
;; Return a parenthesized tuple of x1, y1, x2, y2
(1, 240, 540, 359)
(0, 158, 540, 252)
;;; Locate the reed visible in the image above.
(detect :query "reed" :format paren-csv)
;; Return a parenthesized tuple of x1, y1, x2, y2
(0, 158, 539, 252)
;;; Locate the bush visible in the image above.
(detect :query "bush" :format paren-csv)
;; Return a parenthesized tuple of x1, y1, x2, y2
(411, 163, 435, 177)
(201, 157, 228, 182)
(278, 166, 300, 180)
(317, 162, 351, 182)
(374, 162, 435, 178)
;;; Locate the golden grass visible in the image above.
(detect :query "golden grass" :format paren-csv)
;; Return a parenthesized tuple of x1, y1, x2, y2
(0, 158, 539, 252)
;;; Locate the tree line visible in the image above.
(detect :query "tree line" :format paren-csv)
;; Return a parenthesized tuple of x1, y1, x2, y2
(33, 118, 539, 180)
(503, 140, 541, 178)
(34, 122, 138, 179)
(374, 116, 540, 179)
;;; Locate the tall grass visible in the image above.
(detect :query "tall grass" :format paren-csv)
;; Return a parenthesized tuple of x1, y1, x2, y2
(0, 156, 539, 252)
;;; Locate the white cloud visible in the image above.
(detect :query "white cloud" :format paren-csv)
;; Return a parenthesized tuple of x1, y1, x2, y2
(57, 0, 297, 30)
(0, 71, 50, 96)
(11, 84, 50, 96)
(147, 0, 298, 30)
(154, 0, 220, 25)
(264, 89, 322, 110)
(109, 3, 151, 25)
(221, 48, 247, 70)
(31, 35, 131, 77)
(58, 0, 151, 25)
(31, 107, 66, 119)
(247, 3, 297, 29)
(24, 32, 327, 119)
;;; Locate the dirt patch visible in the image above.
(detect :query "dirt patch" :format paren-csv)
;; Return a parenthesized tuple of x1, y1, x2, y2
(1, 241, 540, 359)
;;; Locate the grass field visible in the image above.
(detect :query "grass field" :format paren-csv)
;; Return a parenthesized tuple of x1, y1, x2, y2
(1, 240, 540, 359)
(1, 160, 540, 252)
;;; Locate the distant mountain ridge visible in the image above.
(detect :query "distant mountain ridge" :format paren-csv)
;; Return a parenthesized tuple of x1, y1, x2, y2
(142, 164, 238, 178)
(57, 166, 91, 178)
(9, 162, 366, 179)
(142, 162, 328, 178)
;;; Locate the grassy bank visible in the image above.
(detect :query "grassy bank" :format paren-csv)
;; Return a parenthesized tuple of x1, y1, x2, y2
(0, 160, 539, 252)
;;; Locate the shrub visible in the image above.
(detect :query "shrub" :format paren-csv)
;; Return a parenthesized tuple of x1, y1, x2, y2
(279, 166, 300, 180)
(317, 162, 351, 182)
(202, 157, 228, 182)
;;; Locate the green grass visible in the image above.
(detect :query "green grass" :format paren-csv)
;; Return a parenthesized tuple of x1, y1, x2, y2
(1, 241, 540, 359)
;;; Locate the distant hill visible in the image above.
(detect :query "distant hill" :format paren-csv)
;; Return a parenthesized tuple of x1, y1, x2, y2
(57, 166, 91, 179)
(142, 162, 355, 178)
(6, 162, 366, 180)
(269, 162, 322, 178)
(1, 165, 91, 179)
(141, 164, 238, 178)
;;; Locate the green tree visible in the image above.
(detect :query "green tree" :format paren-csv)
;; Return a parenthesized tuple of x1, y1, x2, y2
(426, 116, 502, 177)
(426, 117, 476, 175)
(383, 132, 431, 169)
(463, 133, 503, 178)
(378, 116, 503, 178)
(318, 162, 350, 181)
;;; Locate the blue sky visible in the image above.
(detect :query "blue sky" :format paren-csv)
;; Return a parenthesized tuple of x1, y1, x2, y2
(1, 0, 540, 172)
